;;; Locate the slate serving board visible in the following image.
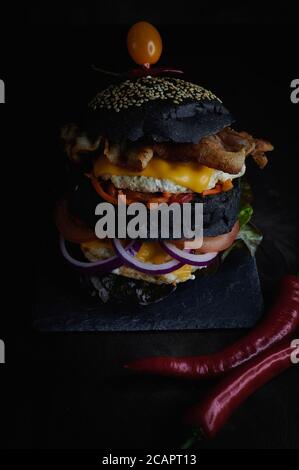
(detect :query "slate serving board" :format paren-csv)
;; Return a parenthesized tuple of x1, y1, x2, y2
(34, 247, 263, 331)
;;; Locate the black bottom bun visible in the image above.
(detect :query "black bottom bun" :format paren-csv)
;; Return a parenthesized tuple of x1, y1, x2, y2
(79, 259, 220, 305)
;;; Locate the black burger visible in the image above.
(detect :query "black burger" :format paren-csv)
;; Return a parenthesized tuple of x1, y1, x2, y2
(56, 75, 273, 304)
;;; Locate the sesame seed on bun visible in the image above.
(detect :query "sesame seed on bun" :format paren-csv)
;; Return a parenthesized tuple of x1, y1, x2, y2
(87, 77, 234, 144)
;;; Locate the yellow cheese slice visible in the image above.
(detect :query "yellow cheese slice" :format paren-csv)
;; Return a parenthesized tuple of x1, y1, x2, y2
(93, 156, 215, 193)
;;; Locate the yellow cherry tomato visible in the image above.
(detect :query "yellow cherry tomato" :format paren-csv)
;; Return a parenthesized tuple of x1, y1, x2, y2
(127, 21, 162, 66)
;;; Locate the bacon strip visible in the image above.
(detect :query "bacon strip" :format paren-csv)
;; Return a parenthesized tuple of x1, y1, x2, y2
(62, 124, 273, 174)
(103, 140, 153, 171)
(61, 124, 102, 163)
(153, 128, 273, 174)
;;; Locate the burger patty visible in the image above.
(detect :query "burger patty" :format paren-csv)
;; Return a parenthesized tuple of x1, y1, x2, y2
(195, 179, 240, 236)
(68, 175, 241, 238)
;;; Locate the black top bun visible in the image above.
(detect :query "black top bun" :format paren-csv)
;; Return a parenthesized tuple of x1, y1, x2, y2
(87, 77, 234, 144)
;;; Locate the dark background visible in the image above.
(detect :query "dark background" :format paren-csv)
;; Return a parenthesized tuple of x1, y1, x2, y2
(1, 2, 299, 450)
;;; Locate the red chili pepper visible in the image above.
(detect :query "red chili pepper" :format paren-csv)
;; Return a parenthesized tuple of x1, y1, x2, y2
(184, 339, 297, 439)
(125, 275, 299, 378)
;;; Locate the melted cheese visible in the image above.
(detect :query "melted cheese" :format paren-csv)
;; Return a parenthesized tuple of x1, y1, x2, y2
(169, 264, 193, 282)
(93, 157, 215, 193)
(136, 241, 171, 264)
(82, 239, 111, 250)
(136, 242, 192, 281)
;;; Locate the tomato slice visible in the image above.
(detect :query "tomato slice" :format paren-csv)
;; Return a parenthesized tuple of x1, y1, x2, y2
(119, 187, 171, 204)
(202, 184, 222, 196)
(54, 198, 98, 243)
(168, 193, 194, 204)
(173, 221, 240, 253)
(91, 176, 119, 204)
(196, 221, 240, 253)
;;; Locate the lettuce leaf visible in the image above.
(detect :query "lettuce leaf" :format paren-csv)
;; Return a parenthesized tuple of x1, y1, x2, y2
(236, 222, 263, 257)
(238, 203, 253, 228)
(222, 179, 263, 260)
(222, 220, 262, 260)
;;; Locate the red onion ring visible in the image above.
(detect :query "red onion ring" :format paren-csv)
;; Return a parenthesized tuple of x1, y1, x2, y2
(112, 239, 183, 275)
(160, 241, 218, 266)
(60, 237, 140, 274)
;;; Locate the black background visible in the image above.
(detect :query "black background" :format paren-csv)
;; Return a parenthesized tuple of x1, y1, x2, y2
(1, 2, 299, 450)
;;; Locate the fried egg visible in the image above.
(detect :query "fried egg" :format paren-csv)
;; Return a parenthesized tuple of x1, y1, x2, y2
(102, 165, 246, 194)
